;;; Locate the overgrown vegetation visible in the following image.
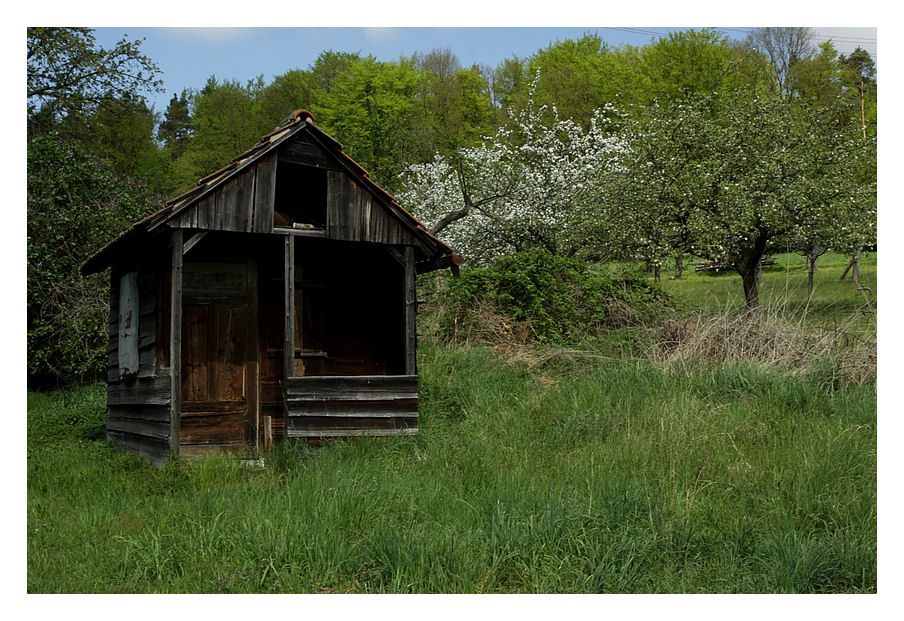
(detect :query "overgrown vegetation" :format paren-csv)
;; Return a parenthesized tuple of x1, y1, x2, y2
(27, 254, 877, 593)
(27, 344, 876, 593)
(419, 251, 671, 347)
(26, 133, 159, 387)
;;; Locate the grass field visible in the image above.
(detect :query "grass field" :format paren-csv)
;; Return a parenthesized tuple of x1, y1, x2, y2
(661, 252, 876, 329)
(26, 253, 877, 594)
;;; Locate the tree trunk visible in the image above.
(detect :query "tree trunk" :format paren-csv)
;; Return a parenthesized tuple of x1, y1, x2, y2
(673, 255, 684, 280)
(839, 249, 862, 283)
(739, 265, 760, 310)
(806, 253, 818, 299)
(651, 264, 661, 284)
(851, 249, 861, 284)
(735, 235, 769, 311)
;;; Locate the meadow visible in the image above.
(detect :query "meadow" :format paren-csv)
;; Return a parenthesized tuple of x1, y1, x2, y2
(26, 253, 877, 593)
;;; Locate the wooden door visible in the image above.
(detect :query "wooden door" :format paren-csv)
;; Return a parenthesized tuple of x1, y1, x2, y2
(180, 259, 258, 454)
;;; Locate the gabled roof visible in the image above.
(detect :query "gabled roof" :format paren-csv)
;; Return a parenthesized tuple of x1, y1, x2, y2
(81, 110, 458, 275)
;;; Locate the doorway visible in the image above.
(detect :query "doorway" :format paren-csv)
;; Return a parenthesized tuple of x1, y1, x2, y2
(179, 254, 259, 455)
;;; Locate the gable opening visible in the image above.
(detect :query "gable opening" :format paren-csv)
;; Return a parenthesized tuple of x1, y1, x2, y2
(274, 161, 328, 230)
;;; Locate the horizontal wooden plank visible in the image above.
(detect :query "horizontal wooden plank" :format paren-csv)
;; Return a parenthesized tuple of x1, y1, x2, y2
(287, 427, 418, 438)
(107, 417, 170, 441)
(285, 375, 418, 402)
(278, 141, 340, 169)
(179, 411, 245, 445)
(107, 375, 172, 406)
(178, 444, 246, 458)
(106, 430, 170, 467)
(107, 404, 171, 423)
(287, 398, 417, 418)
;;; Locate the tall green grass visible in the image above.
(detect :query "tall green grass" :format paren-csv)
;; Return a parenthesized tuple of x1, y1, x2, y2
(27, 344, 876, 593)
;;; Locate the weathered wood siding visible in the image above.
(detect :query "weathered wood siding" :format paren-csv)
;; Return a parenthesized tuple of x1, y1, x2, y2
(170, 154, 277, 234)
(167, 137, 422, 250)
(285, 375, 418, 438)
(107, 262, 172, 467)
(326, 171, 419, 246)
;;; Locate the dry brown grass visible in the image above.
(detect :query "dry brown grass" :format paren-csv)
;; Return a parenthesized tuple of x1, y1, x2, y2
(418, 271, 876, 385)
(647, 306, 876, 384)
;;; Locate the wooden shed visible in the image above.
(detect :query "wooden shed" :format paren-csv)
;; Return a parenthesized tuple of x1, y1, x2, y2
(81, 110, 459, 466)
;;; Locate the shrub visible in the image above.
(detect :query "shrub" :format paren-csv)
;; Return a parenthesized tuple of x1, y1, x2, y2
(419, 250, 671, 347)
(27, 132, 159, 387)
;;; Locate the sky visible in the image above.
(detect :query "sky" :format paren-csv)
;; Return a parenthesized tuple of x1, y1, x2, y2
(89, 25, 879, 115)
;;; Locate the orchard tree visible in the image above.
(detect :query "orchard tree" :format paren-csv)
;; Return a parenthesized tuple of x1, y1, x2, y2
(838, 46, 878, 283)
(398, 82, 624, 264)
(601, 99, 718, 281)
(613, 92, 870, 309)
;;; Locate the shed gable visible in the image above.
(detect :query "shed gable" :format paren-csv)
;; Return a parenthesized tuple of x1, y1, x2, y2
(166, 132, 421, 246)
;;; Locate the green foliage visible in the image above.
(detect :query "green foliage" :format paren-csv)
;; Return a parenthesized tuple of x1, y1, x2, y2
(640, 29, 748, 103)
(314, 56, 423, 191)
(170, 77, 271, 192)
(609, 89, 872, 307)
(27, 133, 158, 386)
(27, 27, 162, 135)
(426, 251, 670, 345)
(158, 90, 193, 156)
(408, 49, 495, 159)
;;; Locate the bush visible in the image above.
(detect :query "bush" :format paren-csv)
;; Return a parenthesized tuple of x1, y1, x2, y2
(420, 250, 671, 347)
(27, 132, 159, 387)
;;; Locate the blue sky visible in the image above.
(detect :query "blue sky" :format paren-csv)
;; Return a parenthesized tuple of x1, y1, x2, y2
(89, 25, 878, 115)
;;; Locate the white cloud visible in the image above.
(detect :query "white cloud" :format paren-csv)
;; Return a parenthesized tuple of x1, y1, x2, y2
(160, 27, 256, 43)
(361, 28, 402, 43)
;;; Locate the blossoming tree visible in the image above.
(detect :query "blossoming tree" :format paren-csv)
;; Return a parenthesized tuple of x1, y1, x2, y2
(398, 84, 625, 265)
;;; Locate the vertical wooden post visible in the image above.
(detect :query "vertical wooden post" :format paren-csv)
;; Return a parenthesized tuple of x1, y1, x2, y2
(403, 246, 417, 375)
(284, 235, 295, 382)
(169, 229, 183, 457)
(247, 256, 260, 451)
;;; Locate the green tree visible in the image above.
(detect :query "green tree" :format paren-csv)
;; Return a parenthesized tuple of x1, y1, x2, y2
(158, 89, 193, 158)
(171, 76, 269, 193)
(408, 48, 494, 160)
(522, 34, 647, 125)
(256, 70, 316, 129)
(27, 134, 159, 386)
(314, 56, 422, 190)
(640, 29, 745, 103)
(83, 94, 167, 193)
(27, 27, 162, 135)
(612, 92, 870, 308)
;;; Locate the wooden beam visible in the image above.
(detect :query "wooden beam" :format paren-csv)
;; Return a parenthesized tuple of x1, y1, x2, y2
(182, 231, 207, 256)
(284, 235, 295, 382)
(169, 229, 184, 457)
(403, 246, 417, 375)
(385, 246, 404, 266)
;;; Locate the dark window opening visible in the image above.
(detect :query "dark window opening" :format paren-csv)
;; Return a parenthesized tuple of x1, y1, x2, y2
(274, 162, 327, 229)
